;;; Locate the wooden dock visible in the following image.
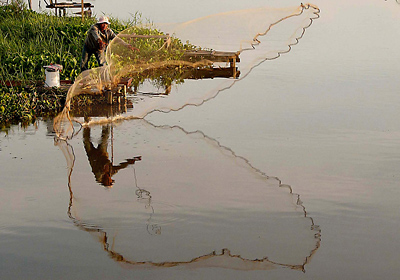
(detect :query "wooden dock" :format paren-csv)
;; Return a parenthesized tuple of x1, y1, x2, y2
(45, 1, 94, 17)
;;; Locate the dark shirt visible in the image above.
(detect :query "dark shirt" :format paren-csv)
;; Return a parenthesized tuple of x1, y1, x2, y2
(84, 24, 117, 52)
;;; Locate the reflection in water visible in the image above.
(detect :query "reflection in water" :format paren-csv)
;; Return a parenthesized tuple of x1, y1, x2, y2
(132, 166, 161, 235)
(83, 125, 141, 187)
(56, 119, 321, 272)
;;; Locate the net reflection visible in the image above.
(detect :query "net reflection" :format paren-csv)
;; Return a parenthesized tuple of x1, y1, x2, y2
(56, 119, 321, 272)
(133, 166, 161, 236)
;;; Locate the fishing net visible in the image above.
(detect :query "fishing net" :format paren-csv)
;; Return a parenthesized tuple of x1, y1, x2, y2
(55, 120, 320, 271)
(54, 3, 320, 139)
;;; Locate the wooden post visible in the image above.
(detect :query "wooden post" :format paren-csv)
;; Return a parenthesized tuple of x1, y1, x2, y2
(81, 0, 84, 21)
(27, 0, 32, 10)
(106, 91, 113, 105)
(229, 57, 237, 78)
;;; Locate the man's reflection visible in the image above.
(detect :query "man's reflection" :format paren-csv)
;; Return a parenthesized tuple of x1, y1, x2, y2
(83, 125, 141, 187)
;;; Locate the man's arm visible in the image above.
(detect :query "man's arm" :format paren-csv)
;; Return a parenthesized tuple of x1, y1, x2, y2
(112, 36, 140, 52)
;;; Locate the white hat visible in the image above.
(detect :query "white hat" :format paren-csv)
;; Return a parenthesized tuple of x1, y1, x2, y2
(97, 16, 110, 24)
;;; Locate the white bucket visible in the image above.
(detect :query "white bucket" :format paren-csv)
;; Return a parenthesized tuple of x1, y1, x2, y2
(44, 69, 60, 87)
(43, 64, 63, 88)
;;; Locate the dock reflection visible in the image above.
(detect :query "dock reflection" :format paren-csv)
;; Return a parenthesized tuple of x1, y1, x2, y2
(56, 119, 321, 272)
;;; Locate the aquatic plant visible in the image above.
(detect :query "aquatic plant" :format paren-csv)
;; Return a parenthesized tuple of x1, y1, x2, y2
(0, 85, 66, 128)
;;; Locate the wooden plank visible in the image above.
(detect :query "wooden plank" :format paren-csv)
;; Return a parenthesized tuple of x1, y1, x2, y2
(182, 50, 240, 63)
(46, 3, 93, 9)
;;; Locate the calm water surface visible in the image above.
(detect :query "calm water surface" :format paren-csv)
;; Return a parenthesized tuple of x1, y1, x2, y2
(1, 0, 400, 279)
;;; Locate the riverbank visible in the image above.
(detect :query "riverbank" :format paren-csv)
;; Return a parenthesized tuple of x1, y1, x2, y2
(0, 1, 122, 128)
(0, 1, 191, 128)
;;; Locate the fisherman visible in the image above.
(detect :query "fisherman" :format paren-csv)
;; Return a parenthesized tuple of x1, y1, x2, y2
(80, 16, 138, 72)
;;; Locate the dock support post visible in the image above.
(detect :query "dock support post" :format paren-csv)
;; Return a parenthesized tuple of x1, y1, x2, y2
(106, 90, 113, 105)
(230, 58, 237, 78)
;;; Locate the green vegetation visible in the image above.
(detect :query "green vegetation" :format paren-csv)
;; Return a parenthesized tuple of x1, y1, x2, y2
(0, 0, 137, 83)
(0, 85, 66, 126)
(0, 0, 195, 128)
(0, 0, 123, 128)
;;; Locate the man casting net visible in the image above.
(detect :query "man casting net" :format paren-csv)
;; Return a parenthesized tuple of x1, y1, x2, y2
(54, 3, 320, 139)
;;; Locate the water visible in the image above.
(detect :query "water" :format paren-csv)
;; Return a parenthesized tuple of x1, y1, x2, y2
(2, 0, 400, 279)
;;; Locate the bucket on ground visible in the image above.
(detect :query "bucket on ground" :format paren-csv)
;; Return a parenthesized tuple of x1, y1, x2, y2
(43, 64, 63, 87)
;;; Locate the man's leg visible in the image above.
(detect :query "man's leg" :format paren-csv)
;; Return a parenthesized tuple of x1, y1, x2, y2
(95, 50, 107, 67)
(80, 45, 92, 72)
